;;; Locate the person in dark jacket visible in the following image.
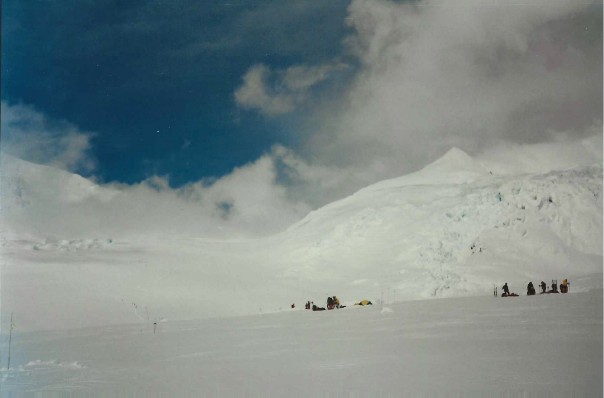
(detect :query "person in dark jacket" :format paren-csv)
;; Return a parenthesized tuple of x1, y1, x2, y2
(327, 296, 334, 310)
(502, 283, 510, 297)
(527, 282, 535, 296)
(548, 280, 559, 293)
(540, 281, 547, 294)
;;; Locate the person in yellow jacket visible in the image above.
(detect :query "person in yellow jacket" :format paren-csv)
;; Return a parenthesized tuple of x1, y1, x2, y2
(560, 279, 569, 293)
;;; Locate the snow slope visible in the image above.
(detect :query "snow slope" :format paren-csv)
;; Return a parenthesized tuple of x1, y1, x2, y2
(0, 148, 602, 332)
(1, 284, 602, 396)
(275, 147, 602, 302)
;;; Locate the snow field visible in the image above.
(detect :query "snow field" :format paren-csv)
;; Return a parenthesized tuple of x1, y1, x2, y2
(1, 283, 601, 396)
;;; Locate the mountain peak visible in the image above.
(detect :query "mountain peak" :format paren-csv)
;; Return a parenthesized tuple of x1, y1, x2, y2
(354, 148, 486, 197)
(418, 147, 477, 174)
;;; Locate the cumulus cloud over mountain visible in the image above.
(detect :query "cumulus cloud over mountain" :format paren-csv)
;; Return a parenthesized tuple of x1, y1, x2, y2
(0, 153, 310, 239)
(230, 0, 603, 210)
(1, 0, 601, 238)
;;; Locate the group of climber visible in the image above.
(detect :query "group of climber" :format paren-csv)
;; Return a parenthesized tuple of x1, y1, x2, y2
(303, 296, 342, 311)
(301, 296, 373, 311)
(500, 279, 569, 297)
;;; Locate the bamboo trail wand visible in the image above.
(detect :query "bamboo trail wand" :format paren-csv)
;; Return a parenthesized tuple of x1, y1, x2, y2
(8, 313, 14, 371)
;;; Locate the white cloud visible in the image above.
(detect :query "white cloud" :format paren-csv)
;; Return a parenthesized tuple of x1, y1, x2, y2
(1, 101, 96, 173)
(476, 124, 604, 175)
(231, 0, 601, 209)
(2, 101, 96, 172)
(282, 63, 347, 91)
(234, 62, 347, 116)
(1, 148, 312, 239)
(84, 152, 313, 238)
(234, 64, 296, 116)
(0, 101, 315, 238)
(179, 152, 311, 235)
(307, 0, 602, 183)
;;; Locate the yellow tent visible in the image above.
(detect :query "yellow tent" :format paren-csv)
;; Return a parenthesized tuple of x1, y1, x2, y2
(356, 300, 372, 306)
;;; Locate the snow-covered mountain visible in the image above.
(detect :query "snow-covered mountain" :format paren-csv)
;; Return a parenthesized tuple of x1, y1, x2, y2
(0, 148, 602, 331)
(0, 154, 226, 239)
(269, 147, 602, 306)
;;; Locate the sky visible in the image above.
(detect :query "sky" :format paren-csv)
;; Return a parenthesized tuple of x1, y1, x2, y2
(1, 0, 602, 236)
(2, 1, 353, 184)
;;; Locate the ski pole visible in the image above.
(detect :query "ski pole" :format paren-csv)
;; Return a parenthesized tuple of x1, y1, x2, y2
(8, 313, 14, 371)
